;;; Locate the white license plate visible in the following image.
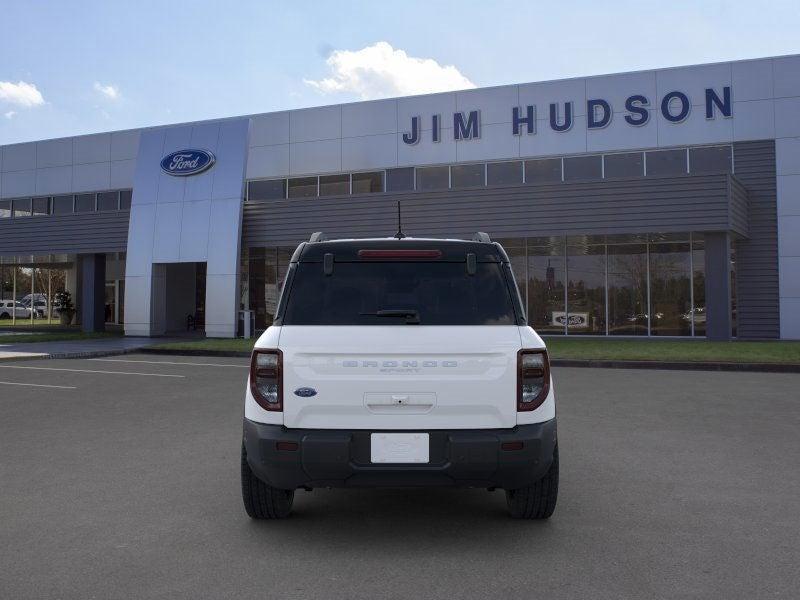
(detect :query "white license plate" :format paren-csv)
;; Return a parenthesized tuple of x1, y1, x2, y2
(370, 433, 430, 463)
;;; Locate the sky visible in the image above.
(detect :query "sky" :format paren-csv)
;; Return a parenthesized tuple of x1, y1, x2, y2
(1, 0, 799, 145)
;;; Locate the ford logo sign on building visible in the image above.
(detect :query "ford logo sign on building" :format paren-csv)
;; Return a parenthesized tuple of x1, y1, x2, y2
(160, 149, 215, 176)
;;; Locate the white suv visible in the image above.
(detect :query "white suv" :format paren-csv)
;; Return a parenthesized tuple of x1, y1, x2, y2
(241, 233, 558, 519)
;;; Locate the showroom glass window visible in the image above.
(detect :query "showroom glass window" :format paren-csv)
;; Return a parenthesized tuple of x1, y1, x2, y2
(119, 191, 132, 210)
(604, 152, 644, 178)
(496, 238, 527, 314)
(526, 237, 566, 334)
(74, 194, 96, 212)
(451, 163, 485, 188)
(691, 234, 706, 337)
(566, 238, 606, 334)
(487, 161, 523, 186)
(288, 177, 317, 198)
(352, 172, 384, 194)
(416, 166, 449, 191)
(607, 239, 648, 335)
(646, 149, 687, 177)
(386, 167, 415, 192)
(32, 197, 50, 216)
(247, 247, 295, 330)
(319, 174, 350, 196)
(648, 238, 692, 336)
(690, 146, 732, 173)
(525, 159, 562, 184)
(249, 179, 286, 201)
(12, 198, 32, 217)
(51, 195, 74, 214)
(98, 192, 119, 211)
(563, 156, 602, 182)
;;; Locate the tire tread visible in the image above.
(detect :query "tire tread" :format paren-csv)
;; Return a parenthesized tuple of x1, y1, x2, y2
(241, 443, 294, 519)
(506, 445, 559, 519)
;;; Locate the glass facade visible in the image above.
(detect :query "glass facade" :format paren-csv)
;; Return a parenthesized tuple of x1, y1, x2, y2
(416, 166, 449, 191)
(451, 163, 485, 188)
(352, 171, 384, 194)
(0, 256, 77, 328)
(243, 145, 733, 201)
(319, 174, 350, 196)
(0, 253, 125, 330)
(243, 246, 295, 329)
(500, 233, 715, 336)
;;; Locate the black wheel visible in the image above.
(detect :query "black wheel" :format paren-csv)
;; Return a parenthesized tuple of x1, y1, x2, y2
(505, 445, 559, 519)
(0, 312, 9, 320)
(241, 442, 294, 519)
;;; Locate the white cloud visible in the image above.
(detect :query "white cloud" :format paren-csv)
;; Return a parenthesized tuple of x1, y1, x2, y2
(304, 41, 475, 100)
(0, 81, 44, 107)
(93, 82, 121, 100)
(4, 110, 17, 119)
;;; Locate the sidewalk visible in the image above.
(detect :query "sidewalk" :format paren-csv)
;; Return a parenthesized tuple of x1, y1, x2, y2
(0, 336, 176, 361)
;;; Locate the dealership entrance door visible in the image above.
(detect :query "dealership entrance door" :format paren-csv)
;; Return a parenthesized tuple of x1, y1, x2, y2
(150, 262, 206, 335)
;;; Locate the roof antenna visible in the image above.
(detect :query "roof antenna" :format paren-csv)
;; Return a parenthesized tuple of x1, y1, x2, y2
(394, 201, 406, 239)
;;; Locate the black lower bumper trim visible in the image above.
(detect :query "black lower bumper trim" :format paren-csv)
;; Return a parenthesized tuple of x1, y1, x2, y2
(243, 419, 557, 490)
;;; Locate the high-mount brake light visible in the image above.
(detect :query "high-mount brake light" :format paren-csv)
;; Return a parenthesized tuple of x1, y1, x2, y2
(250, 349, 283, 411)
(357, 249, 442, 259)
(517, 349, 550, 411)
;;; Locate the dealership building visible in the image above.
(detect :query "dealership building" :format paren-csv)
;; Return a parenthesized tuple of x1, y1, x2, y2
(1, 54, 800, 340)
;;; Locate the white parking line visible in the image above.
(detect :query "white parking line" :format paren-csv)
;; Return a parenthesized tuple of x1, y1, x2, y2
(0, 366, 185, 378)
(0, 381, 77, 389)
(90, 358, 249, 368)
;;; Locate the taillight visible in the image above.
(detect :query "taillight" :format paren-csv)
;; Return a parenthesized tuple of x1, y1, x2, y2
(250, 349, 283, 411)
(517, 349, 550, 411)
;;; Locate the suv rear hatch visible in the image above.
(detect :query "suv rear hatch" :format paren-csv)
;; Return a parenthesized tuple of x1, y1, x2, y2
(275, 242, 525, 430)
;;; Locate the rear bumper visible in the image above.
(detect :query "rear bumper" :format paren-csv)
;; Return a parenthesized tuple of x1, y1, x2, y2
(242, 418, 557, 490)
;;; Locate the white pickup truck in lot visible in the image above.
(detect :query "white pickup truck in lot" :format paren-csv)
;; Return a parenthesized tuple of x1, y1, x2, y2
(241, 233, 558, 519)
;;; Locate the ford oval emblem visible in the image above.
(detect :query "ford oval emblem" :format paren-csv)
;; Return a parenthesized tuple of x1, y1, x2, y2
(294, 387, 317, 397)
(160, 149, 215, 176)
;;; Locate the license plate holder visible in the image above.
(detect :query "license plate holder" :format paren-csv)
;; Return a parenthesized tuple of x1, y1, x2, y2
(370, 433, 430, 464)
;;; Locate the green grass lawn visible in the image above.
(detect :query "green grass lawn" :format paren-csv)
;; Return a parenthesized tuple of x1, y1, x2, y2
(149, 335, 800, 364)
(150, 337, 256, 353)
(0, 317, 66, 325)
(0, 331, 121, 344)
(544, 337, 800, 364)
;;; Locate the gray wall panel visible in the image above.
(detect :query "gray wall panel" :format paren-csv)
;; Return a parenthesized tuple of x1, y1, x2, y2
(729, 177, 750, 238)
(732, 140, 779, 339)
(243, 174, 745, 247)
(0, 211, 130, 256)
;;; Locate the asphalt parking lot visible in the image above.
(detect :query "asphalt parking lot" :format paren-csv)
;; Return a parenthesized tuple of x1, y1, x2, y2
(1, 355, 798, 599)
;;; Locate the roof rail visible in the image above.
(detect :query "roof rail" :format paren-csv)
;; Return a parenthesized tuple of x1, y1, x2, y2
(472, 232, 491, 243)
(308, 232, 327, 243)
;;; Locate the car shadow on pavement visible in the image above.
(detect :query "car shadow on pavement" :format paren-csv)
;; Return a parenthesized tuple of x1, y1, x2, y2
(238, 487, 557, 549)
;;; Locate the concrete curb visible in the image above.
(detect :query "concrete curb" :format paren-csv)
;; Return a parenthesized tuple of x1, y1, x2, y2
(550, 358, 800, 373)
(45, 348, 144, 360)
(0, 347, 146, 363)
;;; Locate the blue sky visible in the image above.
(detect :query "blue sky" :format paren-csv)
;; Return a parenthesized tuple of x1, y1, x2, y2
(1, 0, 799, 144)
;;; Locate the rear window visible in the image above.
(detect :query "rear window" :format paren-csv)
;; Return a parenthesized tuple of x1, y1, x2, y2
(281, 261, 518, 325)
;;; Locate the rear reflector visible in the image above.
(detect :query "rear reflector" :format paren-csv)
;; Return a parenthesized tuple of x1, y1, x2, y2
(276, 441, 299, 451)
(358, 249, 442, 259)
(501, 441, 524, 451)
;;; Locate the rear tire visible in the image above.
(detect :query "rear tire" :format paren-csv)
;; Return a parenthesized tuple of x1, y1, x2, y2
(505, 444, 559, 519)
(241, 442, 294, 519)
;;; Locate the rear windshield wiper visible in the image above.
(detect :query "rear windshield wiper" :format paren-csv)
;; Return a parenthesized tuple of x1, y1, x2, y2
(360, 309, 421, 324)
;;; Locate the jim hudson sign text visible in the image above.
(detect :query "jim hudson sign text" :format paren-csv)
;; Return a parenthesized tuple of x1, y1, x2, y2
(401, 86, 732, 145)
